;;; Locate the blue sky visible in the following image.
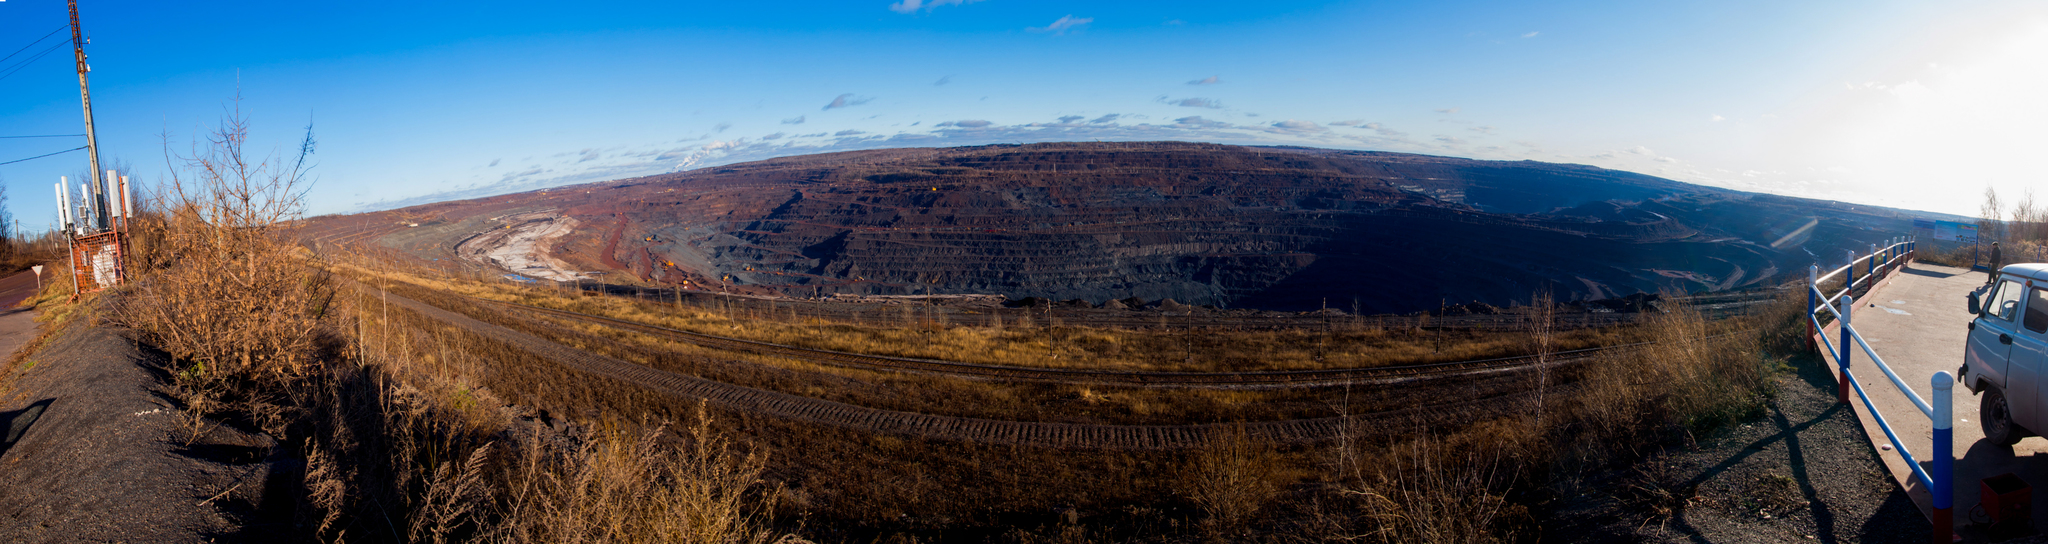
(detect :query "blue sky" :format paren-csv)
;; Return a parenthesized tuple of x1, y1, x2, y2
(2, 0, 2045, 229)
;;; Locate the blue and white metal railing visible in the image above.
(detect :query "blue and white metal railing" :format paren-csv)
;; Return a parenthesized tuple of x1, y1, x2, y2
(1805, 237, 1950, 543)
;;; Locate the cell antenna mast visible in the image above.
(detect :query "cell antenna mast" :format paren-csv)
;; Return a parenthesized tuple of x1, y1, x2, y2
(70, 0, 106, 230)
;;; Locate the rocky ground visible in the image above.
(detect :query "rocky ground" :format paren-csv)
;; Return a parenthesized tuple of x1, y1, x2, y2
(1546, 355, 1933, 543)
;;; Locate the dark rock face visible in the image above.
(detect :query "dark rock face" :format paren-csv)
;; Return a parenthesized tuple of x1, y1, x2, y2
(315, 141, 1929, 313)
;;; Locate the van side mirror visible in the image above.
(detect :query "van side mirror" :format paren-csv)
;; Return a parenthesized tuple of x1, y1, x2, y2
(1969, 292, 1982, 315)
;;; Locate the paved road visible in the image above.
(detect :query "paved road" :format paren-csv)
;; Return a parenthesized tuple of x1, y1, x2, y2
(1822, 260, 2035, 537)
(0, 270, 43, 361)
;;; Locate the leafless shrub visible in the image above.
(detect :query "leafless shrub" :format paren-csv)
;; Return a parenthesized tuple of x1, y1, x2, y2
(1335, 433, 1520, 544)
(494, 408, 778, 544)
(112, 100, 331, 415)
(1183, 425, 1280, 537)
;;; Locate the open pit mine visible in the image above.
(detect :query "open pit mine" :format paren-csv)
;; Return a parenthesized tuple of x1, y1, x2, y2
(306, 141, 1925, 313)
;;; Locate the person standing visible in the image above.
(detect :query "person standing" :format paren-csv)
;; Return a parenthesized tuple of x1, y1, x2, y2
(1987, 241, 2004, 285)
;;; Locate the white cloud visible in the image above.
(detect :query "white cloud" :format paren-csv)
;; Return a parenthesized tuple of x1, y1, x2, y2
(1711, 114, 1725, 122)
(1161, 96, 1222, 108)
(1030, 15, 1094, 34)
(1521, 31, 1539, 38)
(1187, 76, 1221, 85)
(1329, 120, 1364, 126)
(782, 116, 806, 125)
(952, 120, 992, 128)
(1088, 114, 1120, 124)
(1434, 107, 1459, 114)
(1627, 145, 1654, 155)
(1174, 116, 1231, 128)
(823, 93, 874, 110)
(835, 129, 867, 136)
(889, 0, 980, 14)
(1268, 119, 1326, 134)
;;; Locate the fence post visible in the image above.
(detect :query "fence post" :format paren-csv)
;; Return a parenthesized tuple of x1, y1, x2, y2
(1809, 264, 1820, 352)
(1870, 243, 1879, 279)
(1839, 294, 1854, 404)
(1933, 371, 1955, 544)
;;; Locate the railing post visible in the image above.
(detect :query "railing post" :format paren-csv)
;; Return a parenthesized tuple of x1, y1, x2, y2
(1933, 371, 1955, 544)
(1870, 243, 1879, 279)
(1809, 264, 1820, 352)
(1839, 294, 1854, 404)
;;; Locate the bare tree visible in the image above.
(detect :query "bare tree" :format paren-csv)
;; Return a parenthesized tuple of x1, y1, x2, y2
(1525, 289, 1556, 427)
(1982, 186, 2006, 244)
(2013, 189, 2043, 244)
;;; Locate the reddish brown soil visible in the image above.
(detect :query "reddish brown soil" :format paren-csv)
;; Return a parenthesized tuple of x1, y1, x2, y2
(301, 142, 1932, 313)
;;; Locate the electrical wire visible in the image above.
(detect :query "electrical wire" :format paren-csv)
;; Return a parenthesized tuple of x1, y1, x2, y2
(0, 146, 87, 167)
(0, 26, 66, 66)
(0, 39, 71, 84)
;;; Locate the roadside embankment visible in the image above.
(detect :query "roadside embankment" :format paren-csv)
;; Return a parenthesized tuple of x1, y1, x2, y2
(0, 269, 292, 542)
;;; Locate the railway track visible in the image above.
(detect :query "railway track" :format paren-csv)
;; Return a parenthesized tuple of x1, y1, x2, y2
(361, 282, 1570, 449)
(470, 295, 1635, 388)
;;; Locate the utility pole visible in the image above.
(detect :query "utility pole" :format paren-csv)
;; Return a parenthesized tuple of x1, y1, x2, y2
(70, 0, 106, 229)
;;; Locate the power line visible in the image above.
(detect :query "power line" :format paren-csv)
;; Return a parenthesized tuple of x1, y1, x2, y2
(0, 146, 87, 167)
(0, 134, 84, 139)
(0, 39, 71, 84)
(0, 26, 66, 66)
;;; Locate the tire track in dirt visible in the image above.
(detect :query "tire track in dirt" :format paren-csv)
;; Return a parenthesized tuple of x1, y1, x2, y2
(470, 295, 1621, 388)
(362, 282, 1553, 449)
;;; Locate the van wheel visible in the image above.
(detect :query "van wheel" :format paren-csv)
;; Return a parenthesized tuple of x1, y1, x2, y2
(1984, 387, 2027, 446)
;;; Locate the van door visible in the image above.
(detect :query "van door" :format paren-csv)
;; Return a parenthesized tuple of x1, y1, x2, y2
(2021, 284, 2048, 433)
(1971, 278, 2027, 395)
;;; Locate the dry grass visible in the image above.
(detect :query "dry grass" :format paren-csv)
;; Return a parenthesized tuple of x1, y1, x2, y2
(66, 105, 1805, 542)
(328, 262, 1642, 375)
(86, 107, 788, 543)
(293, 243, 1799, 543)
(493, 411, 780, 544)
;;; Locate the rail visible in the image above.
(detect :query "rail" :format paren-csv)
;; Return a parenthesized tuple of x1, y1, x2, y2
(461, 292, 1751, 387)
(1805, 237, 1953, 544)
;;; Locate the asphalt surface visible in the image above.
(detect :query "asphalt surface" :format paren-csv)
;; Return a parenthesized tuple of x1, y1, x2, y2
(1818, 260, 2048, 541)
(0, 270, 44, 364)
(0, 271, 290, 542)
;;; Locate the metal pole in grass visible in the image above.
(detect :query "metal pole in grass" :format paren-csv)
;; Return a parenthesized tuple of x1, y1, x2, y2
(1838, 294, 1854, 404)
(1933, 370, 1955, 543)
(1809, 264, 1819, 352)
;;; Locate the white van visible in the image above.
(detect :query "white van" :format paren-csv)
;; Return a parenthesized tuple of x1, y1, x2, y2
(1961, 263, 2048, 447)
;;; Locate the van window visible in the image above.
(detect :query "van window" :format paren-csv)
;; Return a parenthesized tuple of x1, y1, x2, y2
(2030, 287, 2048, 334)
(1990, 279, 2027, 322)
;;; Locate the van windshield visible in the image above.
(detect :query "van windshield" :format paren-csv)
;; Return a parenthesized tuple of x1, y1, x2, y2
(1991, 279, 2027, 322)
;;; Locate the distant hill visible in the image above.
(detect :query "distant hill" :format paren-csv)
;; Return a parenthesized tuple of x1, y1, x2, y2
(306, 141, 1934, 313)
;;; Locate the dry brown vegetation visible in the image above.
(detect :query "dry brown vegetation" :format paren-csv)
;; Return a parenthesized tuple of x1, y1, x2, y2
(71, 107, 792, 543)
(304, 246, 1798, 542)
(331, 262, 1644, 374)
(15, 106, 1817, 543)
